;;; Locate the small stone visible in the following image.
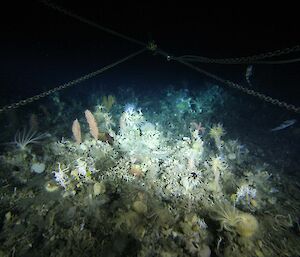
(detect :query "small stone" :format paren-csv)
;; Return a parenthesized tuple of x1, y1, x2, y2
(228, 153, 236, 160)
(93, 182, 106, 196)
(199, 244, 211, 257)
(250, 199, 258, 207)
(255, 249, 265, 257)
(5, 212, 11, 221)
(44, 182, 59, 193)
(31, 162, 46, 174)
(132, 200, 147, 214)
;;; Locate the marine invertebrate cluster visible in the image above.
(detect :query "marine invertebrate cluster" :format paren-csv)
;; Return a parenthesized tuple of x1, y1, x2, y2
(72, 119, 82, 144)
(209, 123, 225, 150)
(210, 201, 258, 238)
(117, 106, 165, 163)
(101, 94, 116, 111)
(53, 162, 70, 189)
(209, 155, 228, 173)
(224, 139, 248, 162)
(235, 184, 257, 207)
(85, 109, 99, 140)
(0, 86, 298, 257)
(207, 155, 228, 192)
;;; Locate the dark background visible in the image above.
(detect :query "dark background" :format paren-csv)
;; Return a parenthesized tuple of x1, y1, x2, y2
(1, 1, 300, 106)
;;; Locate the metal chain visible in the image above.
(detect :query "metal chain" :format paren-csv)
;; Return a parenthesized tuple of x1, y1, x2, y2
(40, 0, 300, 65)
(174, 57, 300, 114)
(178, 45, 300, 64)
(4, 1, 298, 115)
(39, 0, 147, 48)
(0, 48, 146, 114)
(225, 81, 300, 113)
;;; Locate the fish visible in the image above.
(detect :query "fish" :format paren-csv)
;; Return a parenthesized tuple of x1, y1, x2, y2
(245, 65, 253, 87)
(270, 119, 297, 132)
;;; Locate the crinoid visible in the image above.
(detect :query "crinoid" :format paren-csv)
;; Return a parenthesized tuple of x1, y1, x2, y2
(11, 127, 48, 151)
(210, 201, 241, 234)
(210, 200, 259, 237)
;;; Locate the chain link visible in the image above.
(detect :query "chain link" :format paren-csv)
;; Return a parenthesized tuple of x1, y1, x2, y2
(174, 57, 300, 114)
(4, 1, 299, 115)
(179, 45, 300, 64)
(40, 0, 147, 48)
(225, 80, 300, 113)
(0, 48, 146, 114)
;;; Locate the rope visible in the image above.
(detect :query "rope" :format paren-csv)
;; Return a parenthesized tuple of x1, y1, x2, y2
(39, 0, 159, 53)
(0, 48, 146, 113)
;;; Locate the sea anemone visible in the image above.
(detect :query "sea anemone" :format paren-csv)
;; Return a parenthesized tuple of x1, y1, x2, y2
(124, 103, 136, 114)
(209, 155, 228, 174)
(209, 123, 225, 139)
(209, 123, 225, 150)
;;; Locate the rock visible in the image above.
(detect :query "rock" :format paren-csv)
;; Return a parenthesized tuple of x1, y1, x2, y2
(93, 182, 106, 196)
(31, 162, 46, 174)
(132, 200, 147, 214)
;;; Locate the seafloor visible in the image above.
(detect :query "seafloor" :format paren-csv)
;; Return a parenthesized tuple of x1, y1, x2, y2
(0, 83, 299, 257)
